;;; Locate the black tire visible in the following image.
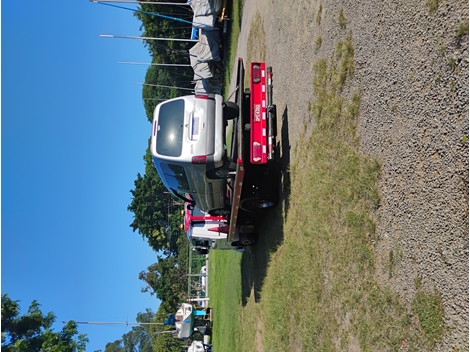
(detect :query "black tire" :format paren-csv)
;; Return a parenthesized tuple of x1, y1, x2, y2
(231, 236, 257, 247)
(240, 197, 277, 212)
(239, 233, 258, 246)
(223, 101, 239, 120)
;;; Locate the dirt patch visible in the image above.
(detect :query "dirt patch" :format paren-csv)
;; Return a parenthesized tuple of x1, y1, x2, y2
(254, 314, 264, 352)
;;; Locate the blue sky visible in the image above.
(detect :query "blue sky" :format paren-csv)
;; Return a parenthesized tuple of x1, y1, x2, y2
(2, 1, 165, 350)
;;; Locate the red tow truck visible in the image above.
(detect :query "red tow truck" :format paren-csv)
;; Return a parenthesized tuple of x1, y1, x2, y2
(185, 59, 279, 248)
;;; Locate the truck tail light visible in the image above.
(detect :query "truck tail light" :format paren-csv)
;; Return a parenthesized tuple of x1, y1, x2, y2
(195, 94, 208, 100)
(153, 121, 157, 136)
(252, 141, 262, 162)
(252, 64, 261, 84)
(192, 155, 206, 164)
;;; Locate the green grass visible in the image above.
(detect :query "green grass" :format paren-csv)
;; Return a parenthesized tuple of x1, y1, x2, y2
(338, 7, 346, 29)
(447, 56, 457, 71)
(316, 4, 323, 25)
(456, 19, 469, 38)
(223, 0, 243, 98)
(208, 250, 242, 351)
(315, 36, 322, 50)
(222, 0, 242, 156)
(412, 276, 445, 349)
(412, 289, 445, 348)
(426, 0, 439, 14)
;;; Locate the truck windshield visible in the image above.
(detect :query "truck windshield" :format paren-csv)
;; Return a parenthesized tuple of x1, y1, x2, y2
(156, 99, 184, 157)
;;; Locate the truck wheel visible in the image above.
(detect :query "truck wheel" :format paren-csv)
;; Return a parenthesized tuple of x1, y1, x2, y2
(240, 233, 257, 246)
(231, 236, 257, 247)
(223, 101, 239, 120)
(240, 197, 277, 212)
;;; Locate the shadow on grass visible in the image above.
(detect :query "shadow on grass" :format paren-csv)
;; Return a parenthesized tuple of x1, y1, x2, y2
(240, 106, 291, 305)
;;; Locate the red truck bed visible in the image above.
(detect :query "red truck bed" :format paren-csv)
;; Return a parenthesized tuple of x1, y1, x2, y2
(226, 59, 277, 244)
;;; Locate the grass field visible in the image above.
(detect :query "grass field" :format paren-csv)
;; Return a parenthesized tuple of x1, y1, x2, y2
(223, 0, 243, 98)
(208, 6, 444, 352)
(221, 0, 243, 159)
(207, 250, 242, 351)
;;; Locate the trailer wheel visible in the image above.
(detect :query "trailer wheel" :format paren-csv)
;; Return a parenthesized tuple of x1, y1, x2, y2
(223, 101, 239, 120)
(240, 197, 277, 212)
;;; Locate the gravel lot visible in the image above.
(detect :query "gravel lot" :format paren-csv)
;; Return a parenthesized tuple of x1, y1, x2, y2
(231, 0, 468, 350)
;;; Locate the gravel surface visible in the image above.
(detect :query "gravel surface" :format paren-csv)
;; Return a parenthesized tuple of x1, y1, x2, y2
(230, 0, 468, 350)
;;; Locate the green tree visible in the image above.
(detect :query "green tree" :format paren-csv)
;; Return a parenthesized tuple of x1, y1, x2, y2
(142, 65, 192, 122)
(1, 294, 88, 352)
(134, 0, 193, 57)
(104, 340, 124, 352)
(104, 309, 156, 352)
(128, 142, 184, 256)
(139, 256, 187, 311)
(128, 142, 169, 249)
(151, 334, 183, 352)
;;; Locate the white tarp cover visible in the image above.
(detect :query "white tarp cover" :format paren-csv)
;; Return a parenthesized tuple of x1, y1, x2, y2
(189, 29, 220, 63)
(193, 79, 221, 95)
(193, 80, 208, 94)
(190, 0, 223, 16)
(189, 31, 216, 81)
(190, 59, 213, 80)
(192, 14, 216, 29)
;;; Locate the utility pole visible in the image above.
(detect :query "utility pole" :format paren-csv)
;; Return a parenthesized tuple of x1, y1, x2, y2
(67, 321, 166, 326)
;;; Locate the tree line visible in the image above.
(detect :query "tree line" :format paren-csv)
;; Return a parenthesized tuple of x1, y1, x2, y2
(1, 294, 88, 352)
(1, 294, 200, 352)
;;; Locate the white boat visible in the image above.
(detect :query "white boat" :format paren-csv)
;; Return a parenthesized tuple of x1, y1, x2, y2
(175, 303, 195, 339)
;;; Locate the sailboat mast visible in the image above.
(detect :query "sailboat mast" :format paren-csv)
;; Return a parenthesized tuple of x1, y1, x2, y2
(67, 321, 165, 325)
